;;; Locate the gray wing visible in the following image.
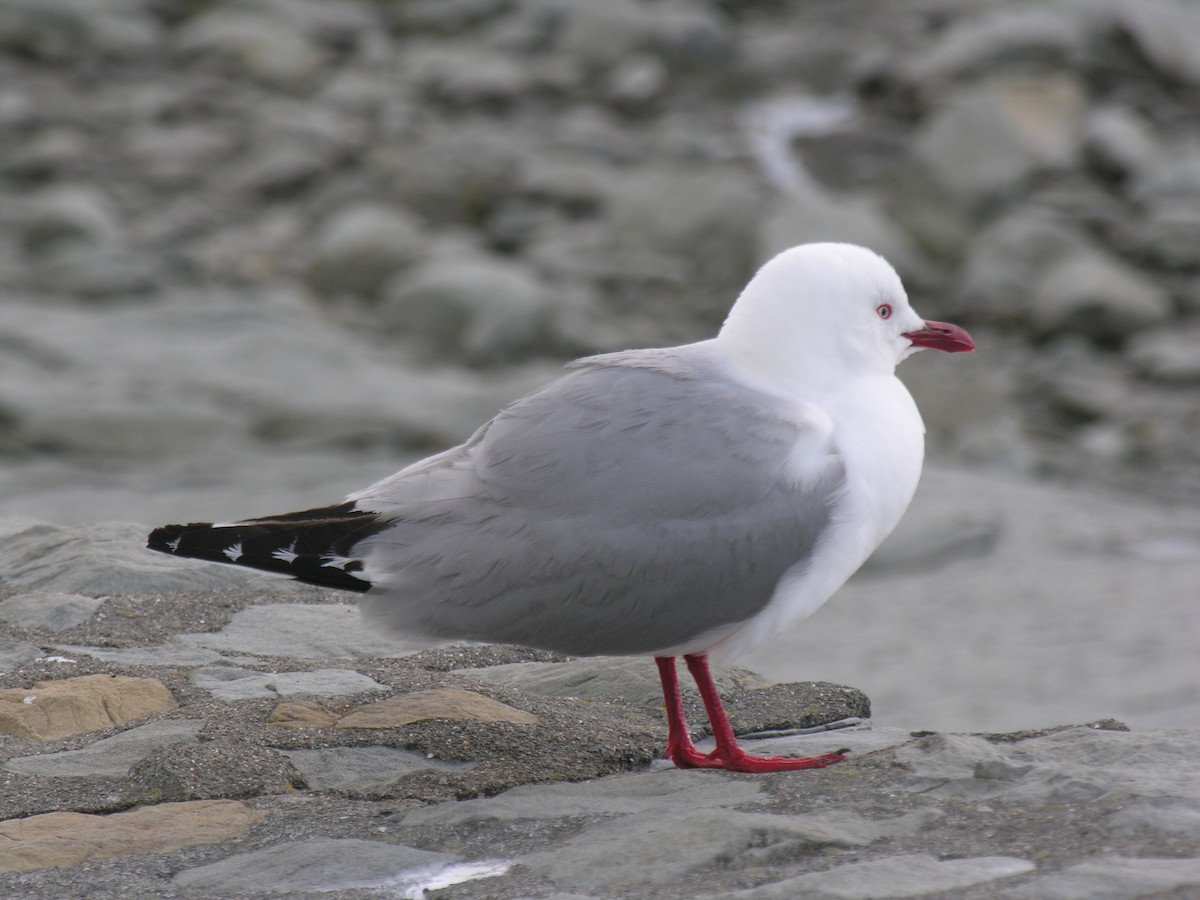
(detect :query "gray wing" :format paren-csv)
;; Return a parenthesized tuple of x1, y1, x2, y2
(353, 348, 846, 656)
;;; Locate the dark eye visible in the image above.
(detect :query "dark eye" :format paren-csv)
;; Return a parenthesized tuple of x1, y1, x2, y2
(877, 303, 892, 319)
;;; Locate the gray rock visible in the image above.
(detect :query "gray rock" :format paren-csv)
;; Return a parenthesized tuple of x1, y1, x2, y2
(0, 0, 91, 62)
(727, 853, 1035, 899)
(912, 74, 1086, 205)
(1112, 0, 1200, 88)
(860, 511, 1002, 575)
(602, 52, 668, 111)
(898, 342, 1031, 468)
(4, 720, 204, 778)
(0, 291, 550, 467)
(954, 208, 1088, 324)
(283, 746, 471, 792)
(177, 604, 426, 659)
(402, 769, 764, 827)
(1125, 146, 1200, 267)
(183, 209, 306, 286)
(1031, 246, 1172, 343)
(0, 521, 260, 593)
(1130, 146, 1200, 205)
(0, 0, 157, 62)
(375, 122, 526, 225)
(697, 724, 916, 763)
(1083, 105, 1162, 182)
(405, 44, 532, 109)
(602, 168, 762, 324)
(1111, 797, 1200, 840)
(228, 141, 339, 198)
(517, 157, 613, 214)
(0, 591, 104, 630)
(1139, 198, 1200, 269)
(32, 247, 160, 299)
(125, 125, 238, 190)
(759, 190, 921, 282)
(1128, 323, 1200, 382)
(305, 203, 427, 299)
(741, 464, 1200, 733)
(1004, 855, 1200, 900)
(903, 6, 1085, 83)
(894, 727, 1200, 805)
(191, 666, 390, 700)
(520, 808, 937, 891)
(19, 185, 121, 256)
(389, 0, 511, 35)
(538, 0, 730, 73)
(171, 837, 454, 893)
(2, 125, 87, 180)
(380, 253, 554, 365)
(175, 10, 327, 92)
(0, 636, 43, 675)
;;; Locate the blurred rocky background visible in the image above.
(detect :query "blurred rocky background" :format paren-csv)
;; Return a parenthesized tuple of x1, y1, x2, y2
(1, 0, 1199, 524)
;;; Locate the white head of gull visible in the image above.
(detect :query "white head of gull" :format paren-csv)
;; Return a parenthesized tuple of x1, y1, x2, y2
(149, 242, 974, 773)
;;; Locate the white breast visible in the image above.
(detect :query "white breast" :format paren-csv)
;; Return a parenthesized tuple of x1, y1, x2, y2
(706, 373, 926, 663)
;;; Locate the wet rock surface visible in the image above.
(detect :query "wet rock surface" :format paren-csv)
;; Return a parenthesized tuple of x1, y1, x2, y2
(0, 510, 1196, 897)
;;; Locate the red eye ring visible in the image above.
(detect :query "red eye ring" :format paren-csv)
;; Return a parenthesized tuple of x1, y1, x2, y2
(877, 303, 893, 319)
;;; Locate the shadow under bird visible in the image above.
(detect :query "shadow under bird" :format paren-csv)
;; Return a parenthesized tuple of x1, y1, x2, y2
(148, 242, 974, 773)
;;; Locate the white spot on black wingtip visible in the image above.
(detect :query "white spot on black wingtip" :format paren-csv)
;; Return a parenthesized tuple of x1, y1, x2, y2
(272, 541, 299, 563)
(223, 542, 243, 562)
(320, 554, 360, 571)
(165, 536, 181, 552)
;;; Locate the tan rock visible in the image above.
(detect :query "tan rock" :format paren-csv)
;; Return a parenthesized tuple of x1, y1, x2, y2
(335, 688, 540, 728)
(267, 699, 339, 728)
(0, 674, 177, 741)
(0, 800, 265, 874)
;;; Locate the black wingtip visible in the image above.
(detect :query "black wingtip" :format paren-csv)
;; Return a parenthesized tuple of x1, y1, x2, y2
(145, 505, 386, 593)
(147, 522, 210, 554)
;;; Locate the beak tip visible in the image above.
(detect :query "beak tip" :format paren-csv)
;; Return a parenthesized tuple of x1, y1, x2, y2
(903, 320, 975, 353)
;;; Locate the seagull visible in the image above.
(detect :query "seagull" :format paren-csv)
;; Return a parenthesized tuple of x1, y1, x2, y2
(149, 242, 974, 773)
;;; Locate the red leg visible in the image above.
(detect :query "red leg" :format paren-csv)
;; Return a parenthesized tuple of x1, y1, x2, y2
(678, 653, 849, 773)
(655, 656, 711, 767)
